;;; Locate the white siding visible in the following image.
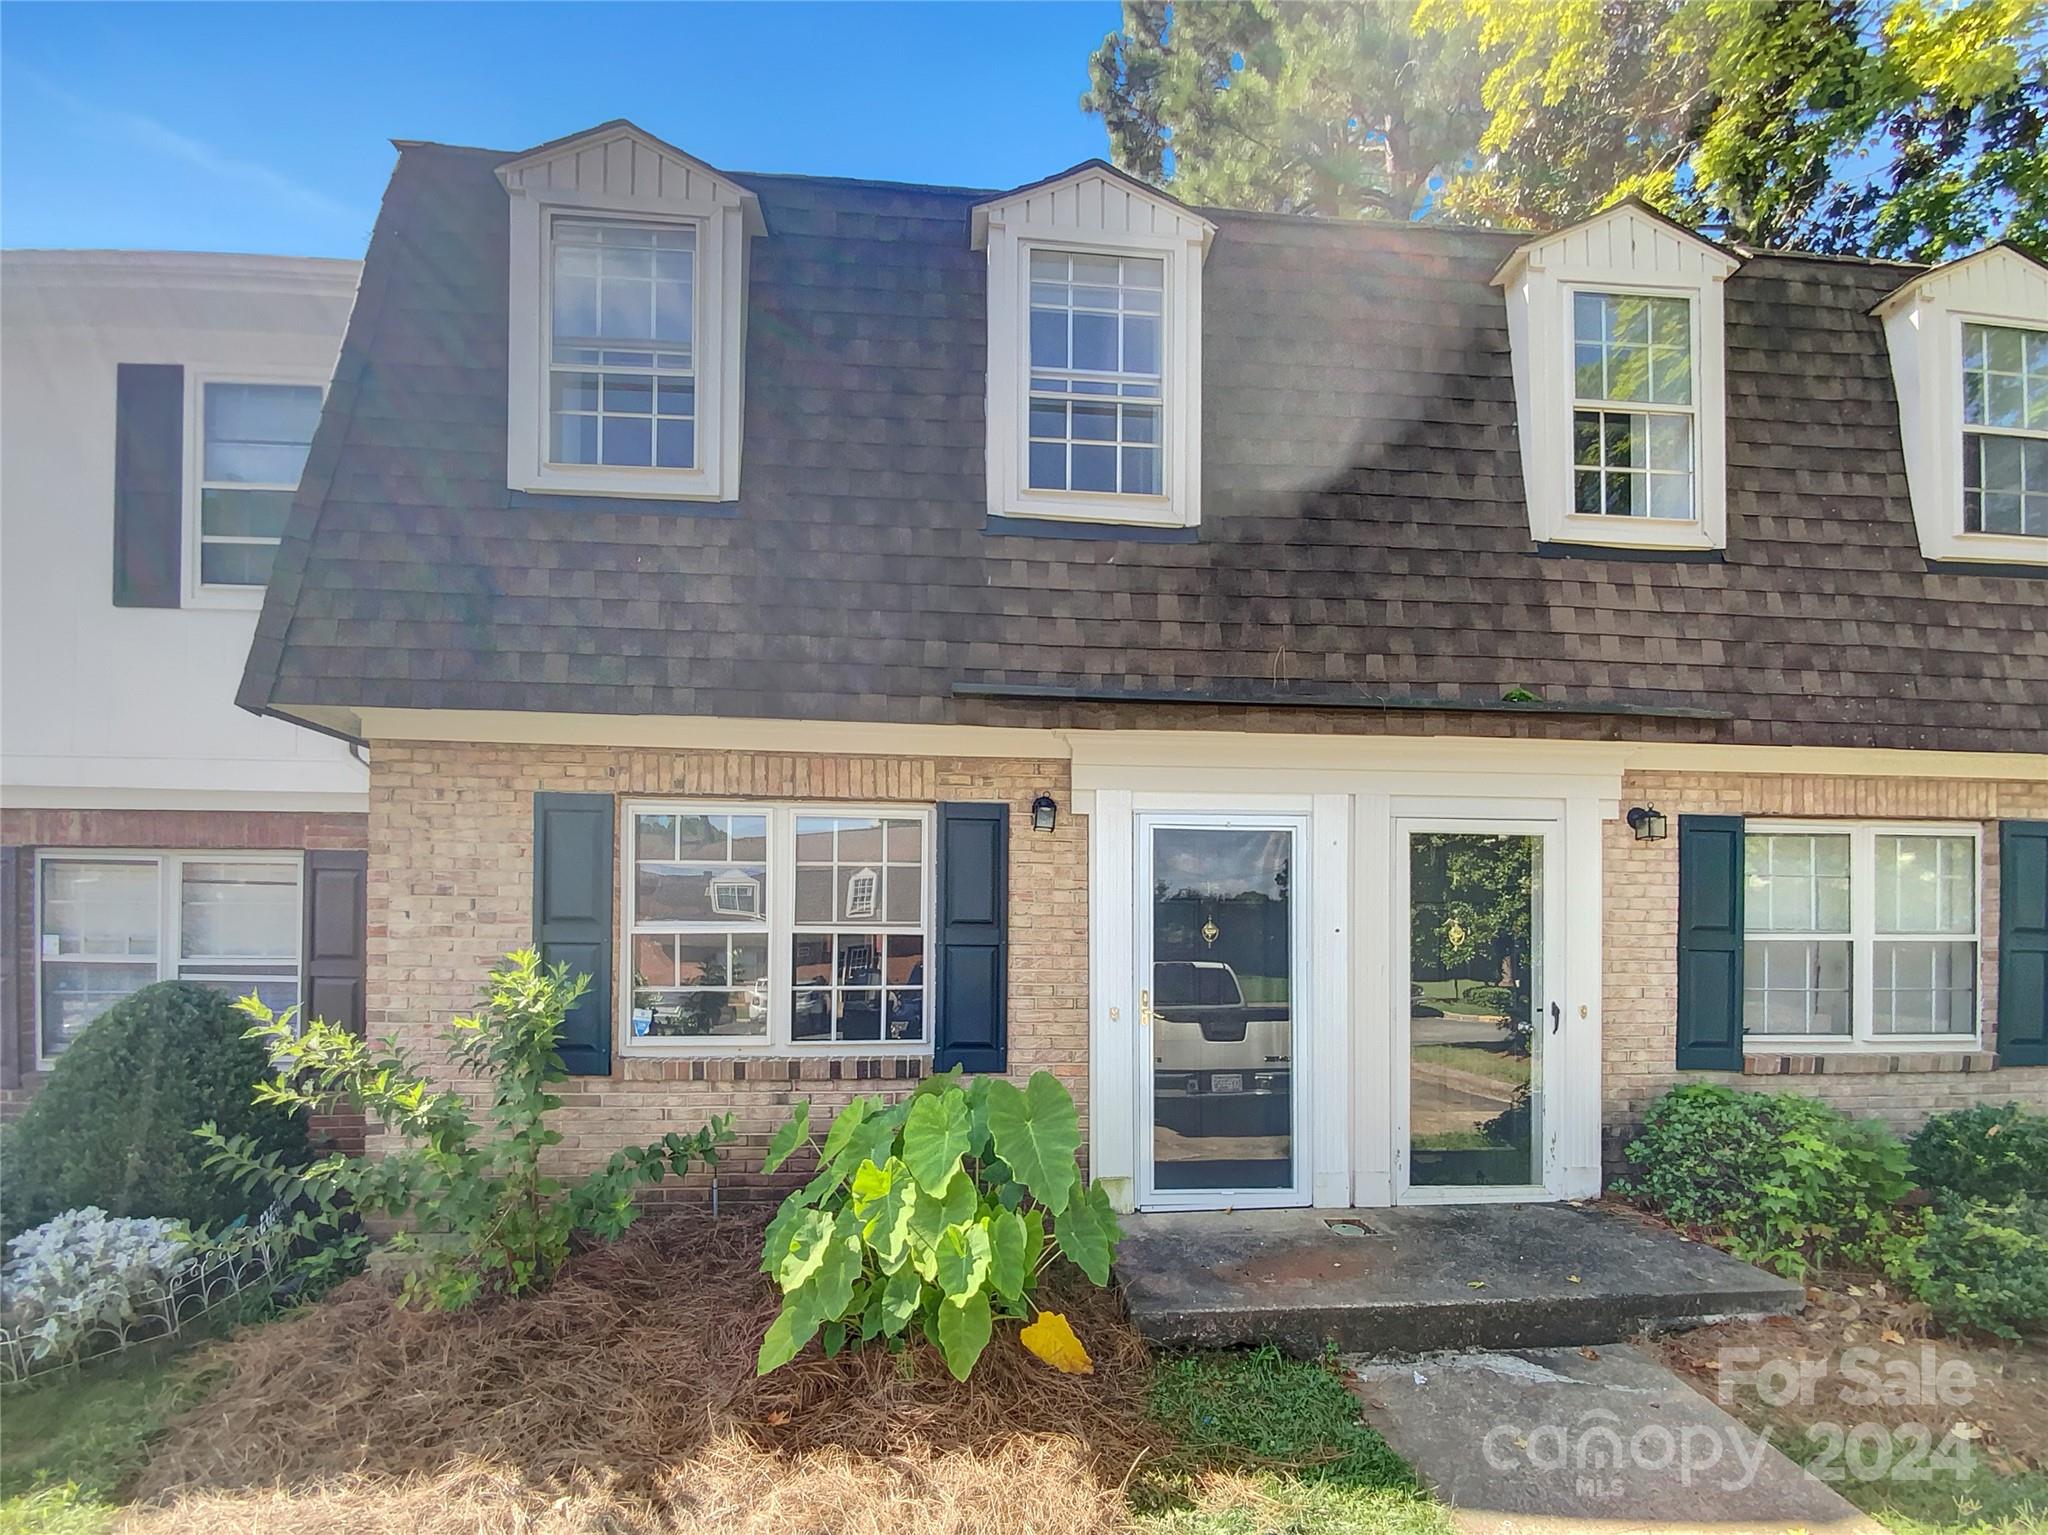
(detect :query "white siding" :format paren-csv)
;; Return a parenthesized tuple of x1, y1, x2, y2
(0, 252, 369, 809)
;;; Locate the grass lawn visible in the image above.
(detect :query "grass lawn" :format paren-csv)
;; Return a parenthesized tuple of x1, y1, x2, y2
(1409, 1043, 1529, 1086)
(0, 1348, 219, 1535)
(1136, 1347, 1451, 1535)
(1412, 980, 1504, 1017)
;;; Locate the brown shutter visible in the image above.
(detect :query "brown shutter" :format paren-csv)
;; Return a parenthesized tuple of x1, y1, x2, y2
(303, 850, 368, 1034)
(112, 363, 185, 608)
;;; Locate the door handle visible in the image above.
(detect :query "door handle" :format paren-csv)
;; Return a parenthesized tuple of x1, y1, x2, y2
(1550, 1001, 1561, 1034)
(1140, 988, 1153, 1028)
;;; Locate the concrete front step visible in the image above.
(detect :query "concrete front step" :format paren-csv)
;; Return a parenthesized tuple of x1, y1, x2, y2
(1115, 1203, 1803, 1356)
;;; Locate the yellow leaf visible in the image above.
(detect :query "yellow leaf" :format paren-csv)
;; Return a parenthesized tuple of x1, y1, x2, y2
(1020, 1311, 1094, 1375)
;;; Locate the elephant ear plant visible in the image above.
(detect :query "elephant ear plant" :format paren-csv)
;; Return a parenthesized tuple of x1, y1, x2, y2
(755, 1069, 1122, 1381)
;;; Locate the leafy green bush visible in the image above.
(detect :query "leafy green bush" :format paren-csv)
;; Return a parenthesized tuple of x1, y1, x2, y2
(1619, 1083, 1910, 1276)
(1889, 1194, 2048, 1341)
(201, 950, 734, 1312)
(0, 981, 309, 1240)
(1908, 1102, 2048, 1203)
(755, 1068, 1121, 1381)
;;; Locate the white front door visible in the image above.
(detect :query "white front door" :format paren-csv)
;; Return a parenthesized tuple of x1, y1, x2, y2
(1135, 812, 1311, 1210)
(1391, 815, 1568, 1202)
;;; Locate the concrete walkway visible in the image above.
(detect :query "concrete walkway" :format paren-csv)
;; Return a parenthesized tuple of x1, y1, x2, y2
(1351, 1344, 1885, 1535)
(1117, 1204, 1804, 1355)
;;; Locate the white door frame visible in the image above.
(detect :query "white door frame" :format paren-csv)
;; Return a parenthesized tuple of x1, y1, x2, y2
(1390, 810, 1570, 1204)
(1134, 809, 1314, 1211)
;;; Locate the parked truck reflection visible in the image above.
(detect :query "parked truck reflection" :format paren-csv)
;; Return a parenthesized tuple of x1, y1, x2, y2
(1151, 960, 1290, 1140)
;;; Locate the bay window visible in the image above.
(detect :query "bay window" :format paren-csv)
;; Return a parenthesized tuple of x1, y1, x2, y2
(36, 852, 302, 1062)
(624, 804, 931, 1051)
(1743, 824, 1980, 1048)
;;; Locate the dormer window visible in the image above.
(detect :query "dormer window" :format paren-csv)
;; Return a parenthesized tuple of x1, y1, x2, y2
(496, 123, 763, 502)
(1960, 322, 2047, 538)
(1495, 202, 1736, 553)
(548, 219, 697, 471)
(1876, 244, 2048, 566)
(1571, 291, 1697, 522)
(972, 163, 1213, 529)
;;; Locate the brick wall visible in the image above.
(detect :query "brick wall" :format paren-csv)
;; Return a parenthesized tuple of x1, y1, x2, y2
(0, 807, 369, 1131)
(1603, 771, 2048, 1170)
(368, 742, 1086, 1208)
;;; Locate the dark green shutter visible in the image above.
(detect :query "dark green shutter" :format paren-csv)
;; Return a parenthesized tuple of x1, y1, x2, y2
(1676, 814, 1745, 1071)
(933, 801, 1008, 1073)
(112, 363, 184, 608)
(533, 791, 614, 1076)
(1999, 820, 2048, 1068)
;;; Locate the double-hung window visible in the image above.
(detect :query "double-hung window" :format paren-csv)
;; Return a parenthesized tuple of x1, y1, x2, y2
(497, 124, 759, 502)
(35, 852, 302, 1063)
(624, 804, 931, 1051)
(1571, 291, 1696, 522)
(1961, 321, 2048, 538)
(1026, 250, 1164, 498)
(196, 380, 323, 589)
(547, 218, 697, 472)
(1743, 824, 1980, 1048)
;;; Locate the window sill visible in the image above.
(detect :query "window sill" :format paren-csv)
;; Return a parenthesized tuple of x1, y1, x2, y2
(1742, 1046, 1994, 1076)
(1914, 528, 2048, 569)
(514, 461, 729, 502)
(996, 490, 1192, 530)
(617, 1052, 932, 1084)
(183, 586, 267, 612)
(1538, 513, 1719, 553)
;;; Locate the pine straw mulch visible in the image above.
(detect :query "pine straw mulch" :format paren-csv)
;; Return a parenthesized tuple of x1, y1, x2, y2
(1652, 1269, 2048, 1479)
(121, 1213, 1169, 1535)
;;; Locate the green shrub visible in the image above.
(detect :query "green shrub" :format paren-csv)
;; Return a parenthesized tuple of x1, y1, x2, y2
(0, 982, 309, 1240)
(1891, 1193, 2048, 1340)
(1619, 1083, 1910, 1276)
(201, 950, 734, 1312)
(755, 1068, 1121, 1381)
(1908, 1102, 2048, 1203)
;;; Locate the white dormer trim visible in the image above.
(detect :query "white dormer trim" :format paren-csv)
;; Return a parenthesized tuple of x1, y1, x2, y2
(496, 123, 764, 502)
(1874, 244, 2048, 567)
(972, 163, 1214, 529)
(1494, 201, 1738, 553)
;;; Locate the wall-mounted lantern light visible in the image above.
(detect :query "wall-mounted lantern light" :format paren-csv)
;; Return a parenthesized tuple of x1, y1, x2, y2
(1031, 794, 1058, 832)
(1626, 805, 1670, 842)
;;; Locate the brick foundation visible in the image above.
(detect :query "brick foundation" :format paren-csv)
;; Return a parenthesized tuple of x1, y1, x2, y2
(1602, 771, 2048, 1172)
(369, 742, 1086, 1207)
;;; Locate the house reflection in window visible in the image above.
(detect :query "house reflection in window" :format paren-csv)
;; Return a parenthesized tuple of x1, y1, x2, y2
(709, 869, 761, 919)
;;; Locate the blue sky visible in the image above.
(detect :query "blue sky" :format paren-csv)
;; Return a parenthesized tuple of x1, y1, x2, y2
(1, 2, 1122, 258)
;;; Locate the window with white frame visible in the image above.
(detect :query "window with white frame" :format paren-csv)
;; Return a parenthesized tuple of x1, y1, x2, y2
(1743, 825, 1979, 1046)
(36, 853, 302, 1061)
(624, 805, 930, 1050)
(1492, 203, 1734, 551)
(1873, 245, 2048, 564)
(548, 218, 697, 472)
(1026, 250, 1164, 497)
(197, 381, 323, 588)
(971, 164, 1211, 528)
(1961, 321, 2048, 538)
(1571, 292, 1696, 521)
(496, 126, 759, 503)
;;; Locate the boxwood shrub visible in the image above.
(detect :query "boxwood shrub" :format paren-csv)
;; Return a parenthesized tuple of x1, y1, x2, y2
(0, 981, 310, 1240)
